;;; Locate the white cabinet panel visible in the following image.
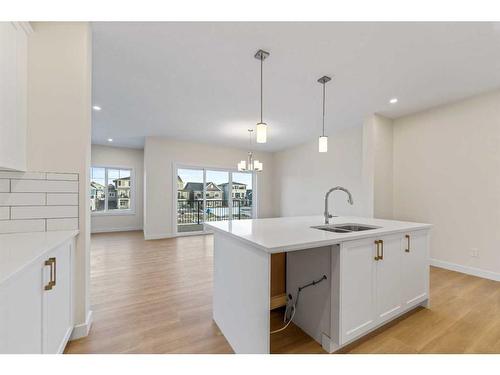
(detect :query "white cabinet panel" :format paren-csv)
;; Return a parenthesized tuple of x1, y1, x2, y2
(43, 241, 73, 353)
(0, 237, 75, 353)
(340, 238, 377, 344)
(2, 260, 44, 353)
(375, 235, 403, 322)
(401, 231, 429, 307)
(338, 231, 429, 348)
(0, 22, 28, 171)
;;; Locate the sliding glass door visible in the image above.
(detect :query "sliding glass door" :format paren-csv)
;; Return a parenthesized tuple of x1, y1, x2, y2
(205, 170, 229, 222)
(177, 168, 204, 233)
(175, 166, 254, 234)
(232, 172, 253, 219)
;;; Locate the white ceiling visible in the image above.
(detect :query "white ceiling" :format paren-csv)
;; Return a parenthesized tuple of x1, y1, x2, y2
(92, 22, 500, 151)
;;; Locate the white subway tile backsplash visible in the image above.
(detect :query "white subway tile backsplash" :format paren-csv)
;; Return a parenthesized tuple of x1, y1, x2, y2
(11, 179, 78, 193)
(0, 180, 9, 192)
(0, 219, 46, 234)
(0, 193, 46, 206)
(0, 171, 46, 180)
(46, 193, 78, 206)
(46, 173, 78, 181)
(11, 206, 78, 220)
(0, 207, 9, 220)
(46, 218, 79, 231)
(0, 171, 79, 234)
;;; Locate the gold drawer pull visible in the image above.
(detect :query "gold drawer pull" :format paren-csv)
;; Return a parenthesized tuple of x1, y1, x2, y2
(374, 240, 380, 261)
(44, 257, 56, 291)
(405, 234, 410, 253)
(379, 240, 384, 260)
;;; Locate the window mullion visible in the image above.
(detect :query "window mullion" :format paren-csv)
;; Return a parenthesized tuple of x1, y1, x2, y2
(104, 167, 108, 212)
(228, 172, 233, 220)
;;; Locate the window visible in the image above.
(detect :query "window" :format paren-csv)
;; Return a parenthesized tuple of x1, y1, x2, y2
(90, 167, 133, 214)
(176, 166, 254, 233)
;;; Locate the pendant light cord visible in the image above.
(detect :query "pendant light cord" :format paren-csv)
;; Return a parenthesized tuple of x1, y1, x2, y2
(322, 81, 326, 137)
(260, 55, 263, 124)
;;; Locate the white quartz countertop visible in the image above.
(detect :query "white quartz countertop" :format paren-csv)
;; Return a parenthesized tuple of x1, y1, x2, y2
(0, 230, 79, 284)
(205, 216, 431, 253)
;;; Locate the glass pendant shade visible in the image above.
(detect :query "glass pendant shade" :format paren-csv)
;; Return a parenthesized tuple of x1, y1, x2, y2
(253, 160, 263, 171)
(238, 160, 247, 171)
(237, 149, 263, 172)
(319, 136, 328, 153)
(256, 122, 267, 143)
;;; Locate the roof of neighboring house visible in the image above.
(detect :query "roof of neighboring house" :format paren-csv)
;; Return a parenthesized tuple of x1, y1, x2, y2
(184, 182, 222, 192)
(218, 182, 247, 187)
(90, 181, 105, 189)
(112, 176, 130, 182)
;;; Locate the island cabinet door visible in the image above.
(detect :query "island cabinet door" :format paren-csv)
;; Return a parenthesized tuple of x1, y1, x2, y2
(400, 231, 429, 307)
(339, 238, 378, 344)
(375, 234, 403, 324)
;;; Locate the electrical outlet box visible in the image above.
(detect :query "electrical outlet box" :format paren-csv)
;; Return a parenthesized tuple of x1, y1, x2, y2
(470, 248, 479, 258)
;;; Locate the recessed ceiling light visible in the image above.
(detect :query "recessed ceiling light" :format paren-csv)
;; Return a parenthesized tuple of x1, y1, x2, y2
(107, 138, 113, 142)
(93, 105, 102, 111)
(389, 98, 398, 104)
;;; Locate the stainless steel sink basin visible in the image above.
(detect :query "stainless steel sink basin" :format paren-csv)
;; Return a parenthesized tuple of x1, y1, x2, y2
(335, 224, 380, 231)
(311, 223, 380, 233)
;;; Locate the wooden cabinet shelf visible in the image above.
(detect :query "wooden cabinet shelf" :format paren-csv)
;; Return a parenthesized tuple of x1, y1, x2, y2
(270, 253, 287, 310)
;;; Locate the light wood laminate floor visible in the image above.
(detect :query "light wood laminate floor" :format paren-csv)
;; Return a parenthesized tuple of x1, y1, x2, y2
(65, 231, 500, 354)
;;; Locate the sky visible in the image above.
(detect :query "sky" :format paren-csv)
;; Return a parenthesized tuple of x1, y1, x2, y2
(178, 168, 252, 189)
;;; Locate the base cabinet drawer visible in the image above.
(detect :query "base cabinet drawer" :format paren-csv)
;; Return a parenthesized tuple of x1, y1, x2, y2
(0, 238, 74, 354)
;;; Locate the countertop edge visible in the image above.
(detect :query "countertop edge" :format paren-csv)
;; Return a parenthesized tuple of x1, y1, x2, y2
(205, 222, 432, 254)
(0, 230, 79, 285)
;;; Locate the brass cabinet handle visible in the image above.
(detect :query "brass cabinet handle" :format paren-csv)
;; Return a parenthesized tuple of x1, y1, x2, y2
(405, 234, 410, 252)
(52, 257, 57, 287)
(374, 240, 380, 261)
(379, 240, 384, 260)
(44, 257, 56, 291)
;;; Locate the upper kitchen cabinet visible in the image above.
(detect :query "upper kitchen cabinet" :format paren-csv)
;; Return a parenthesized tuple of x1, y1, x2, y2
(0, 22, 32, 171)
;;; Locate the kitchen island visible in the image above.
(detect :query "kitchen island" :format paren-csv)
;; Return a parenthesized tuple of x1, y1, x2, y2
(205, 216, 431, 354)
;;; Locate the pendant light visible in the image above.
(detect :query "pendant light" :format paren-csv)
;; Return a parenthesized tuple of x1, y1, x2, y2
(317, 75, 331, 153)
(255, 49, 270, 143)
(238, 129, 263, 172)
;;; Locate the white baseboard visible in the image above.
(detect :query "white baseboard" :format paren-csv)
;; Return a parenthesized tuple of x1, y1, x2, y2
(70, 310, 93, 340)
(91, 226, 142, 234)
(430, 258, 500, 282)
(144, 231, 211, 240)
(144, 232, 176, 240)
(58, 326, 73, 354)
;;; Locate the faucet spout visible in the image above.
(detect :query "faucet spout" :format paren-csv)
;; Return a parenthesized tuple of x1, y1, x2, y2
(324, 186, 354, 224)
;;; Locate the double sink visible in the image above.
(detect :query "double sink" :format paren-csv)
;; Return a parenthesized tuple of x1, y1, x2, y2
(311, 223, 380, 233)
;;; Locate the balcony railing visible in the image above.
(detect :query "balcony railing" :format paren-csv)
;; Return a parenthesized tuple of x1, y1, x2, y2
(177, 199, 252, 225)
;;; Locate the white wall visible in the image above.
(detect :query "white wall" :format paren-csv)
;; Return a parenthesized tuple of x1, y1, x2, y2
(91, 145, 144, 233)
(393, 89, 500, 279)
(273, 126, 370, 218)
(143, 137, 276, 239)
(26, 22, 92, 329)
(372, 115, 394, 219)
